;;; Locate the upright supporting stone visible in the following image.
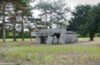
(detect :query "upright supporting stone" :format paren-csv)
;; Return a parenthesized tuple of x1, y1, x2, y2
(47, 36, 53, 45)
(36, 37, 41, 44)
(71, 34, 78, 43)
(59, 34, 66, 44)
(52, 36, 59, 44)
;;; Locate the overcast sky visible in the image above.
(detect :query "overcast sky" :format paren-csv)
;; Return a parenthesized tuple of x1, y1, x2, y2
(31, 0, 100, 9)
(66, 0, 100, 9)
(30, 0, 100, 18)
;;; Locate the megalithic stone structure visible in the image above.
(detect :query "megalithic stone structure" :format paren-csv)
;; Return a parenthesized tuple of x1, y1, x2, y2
(34, 28, 78, 44)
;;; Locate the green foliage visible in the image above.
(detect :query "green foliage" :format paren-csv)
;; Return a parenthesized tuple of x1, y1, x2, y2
(16, 63, 21, 65)
(96, 33, 100, 37)
(68, 3, 100, 40)
(0, 0, 33, 42)
(68, 5, 92, 34)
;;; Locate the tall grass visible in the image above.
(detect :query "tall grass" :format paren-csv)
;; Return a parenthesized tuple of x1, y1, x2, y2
(0, 46, 100, 64)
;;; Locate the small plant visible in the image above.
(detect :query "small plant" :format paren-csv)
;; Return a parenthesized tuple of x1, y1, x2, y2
(44, 55, 54, 63)
(16, 63, 21, 65)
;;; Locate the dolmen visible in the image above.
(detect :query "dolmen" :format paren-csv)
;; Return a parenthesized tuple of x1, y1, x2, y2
(36, 28, 78, 44)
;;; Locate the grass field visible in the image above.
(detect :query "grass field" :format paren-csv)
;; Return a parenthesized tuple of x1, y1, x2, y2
(0, 38, 100, 65)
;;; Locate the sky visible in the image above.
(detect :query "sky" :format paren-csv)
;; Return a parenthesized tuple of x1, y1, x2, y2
(66, 0, 100, 9)
(30, 0, 100, 18)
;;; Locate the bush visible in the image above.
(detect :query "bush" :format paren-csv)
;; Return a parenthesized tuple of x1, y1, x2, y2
(78, 34, 89, 38)
(0, 36, 35, 39)
(96, 33, 100, 37)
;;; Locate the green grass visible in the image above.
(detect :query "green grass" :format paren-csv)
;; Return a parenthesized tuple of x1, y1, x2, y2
(0, 46, 100, 64)
(79, 37, 100, 41)
(0, 37, 100, 65)
(0, 37, 99, 42)
(0, 37, 99, 43)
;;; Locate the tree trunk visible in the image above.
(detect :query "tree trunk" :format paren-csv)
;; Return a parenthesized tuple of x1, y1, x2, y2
(2, 2, 6, 42)
(45, 11, 48, 29)
(12, 10, 17, 41)
(13, 20, 16, 41)
(89, 32, 95, 41)
(30, 31, 32, 41)
(49, 13, 52, 29)
(22, 14, 24, 41)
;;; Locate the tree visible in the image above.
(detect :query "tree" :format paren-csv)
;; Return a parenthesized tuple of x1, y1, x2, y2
(68, 5, 91, 35)
(88, 3, 100, 41)
(50, 0, 70, 28)
(68, 4, 100, 41)
(2, 1, 7, 42)
(34, 1, 53, 29)
(0, 0, 33, 42)
(34, 0, 70, 29)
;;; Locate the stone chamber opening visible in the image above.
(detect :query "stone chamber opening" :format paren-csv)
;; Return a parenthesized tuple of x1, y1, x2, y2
(40, 36, 47, 44)
(53, 33, 61, 39)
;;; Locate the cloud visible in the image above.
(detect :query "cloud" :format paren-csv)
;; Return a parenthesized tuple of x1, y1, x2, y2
(66, 0, 100, 9)
(30, 0, 100, 17)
